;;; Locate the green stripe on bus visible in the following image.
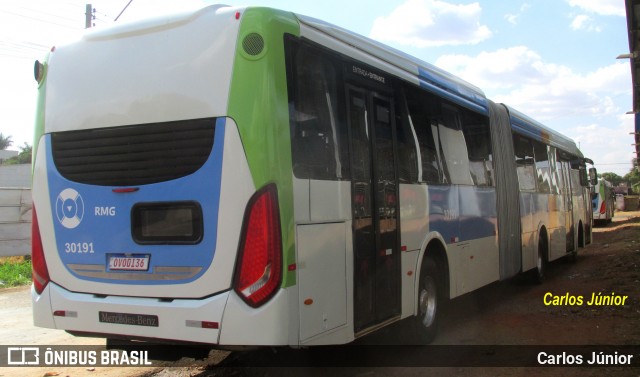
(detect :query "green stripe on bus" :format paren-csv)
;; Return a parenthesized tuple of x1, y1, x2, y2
(228, 8, 300, 288)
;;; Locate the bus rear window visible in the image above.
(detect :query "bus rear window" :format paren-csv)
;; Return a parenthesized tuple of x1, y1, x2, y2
(132, 202, 203, 244)
(51, 118, 216, 186)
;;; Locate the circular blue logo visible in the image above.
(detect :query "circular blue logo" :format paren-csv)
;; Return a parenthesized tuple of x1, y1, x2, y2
(56, 188, 84, 229)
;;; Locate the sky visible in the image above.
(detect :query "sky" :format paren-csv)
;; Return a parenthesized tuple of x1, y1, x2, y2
(0, 0, 634, 175)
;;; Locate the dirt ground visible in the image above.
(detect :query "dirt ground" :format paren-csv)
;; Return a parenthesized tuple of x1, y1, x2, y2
(146, 211, 640, 376)
(428, 210, 640, 346)
(2, 211, 639, 376)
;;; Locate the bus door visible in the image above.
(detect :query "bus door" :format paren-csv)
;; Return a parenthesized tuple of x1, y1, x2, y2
(559, 159, 575, 252)
(346, 86, 401, 334)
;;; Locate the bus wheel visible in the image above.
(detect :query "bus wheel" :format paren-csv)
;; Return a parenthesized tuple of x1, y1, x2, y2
(413, 256, 439, 343)
(532, 236, 547, 284)
(567, 224, 583, 263)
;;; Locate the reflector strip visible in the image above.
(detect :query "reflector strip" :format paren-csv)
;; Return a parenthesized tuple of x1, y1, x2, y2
(202, 321, 219, 329)
(53, 310, 78, 318)
(112, 187, 140, 193)
(186, 320, 219, 329)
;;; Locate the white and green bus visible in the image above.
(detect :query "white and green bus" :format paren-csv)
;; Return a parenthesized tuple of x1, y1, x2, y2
(32, 5, 596, 347)
(592, 179, 615, 224)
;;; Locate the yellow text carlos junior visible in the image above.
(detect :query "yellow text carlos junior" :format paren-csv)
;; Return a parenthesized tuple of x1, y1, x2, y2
(543, 291, 629, 306)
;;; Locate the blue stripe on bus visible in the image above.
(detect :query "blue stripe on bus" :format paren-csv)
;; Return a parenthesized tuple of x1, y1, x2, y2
(507, 106, 582, 157)
(427, 185, 497, 244)
(417, 67, 488, 115)
(46, 118, 227, 285)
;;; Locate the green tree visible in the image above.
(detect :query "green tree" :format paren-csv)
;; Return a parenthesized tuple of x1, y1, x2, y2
(0, 133, 12, 150)
(599, 172, 624, 186)
(4, 143, 32, 165)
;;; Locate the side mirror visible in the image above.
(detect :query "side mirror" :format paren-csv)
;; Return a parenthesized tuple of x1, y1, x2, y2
(588, 167, 598, 186)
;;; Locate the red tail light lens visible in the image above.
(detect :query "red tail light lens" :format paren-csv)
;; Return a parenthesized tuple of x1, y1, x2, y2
(233, 184, 282, 308)
(32, 207, 50, 294)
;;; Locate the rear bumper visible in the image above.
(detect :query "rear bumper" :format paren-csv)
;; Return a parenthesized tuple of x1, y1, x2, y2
(33, 283, 228, 344)
(593, 212, 609, 220)
(33, 282, 291, 345)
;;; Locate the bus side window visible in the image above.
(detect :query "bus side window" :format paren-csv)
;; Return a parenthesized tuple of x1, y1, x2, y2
(532, 140, 551, 193)
(570, 169, 582, 195)
(571, 160, 589, 188)
(405, 86, 448, 184)
(437, 104, 474, 186)
(396, 101, 420, 184)
(461, 113, 493, 186)
(513, 135, 536, 191)
(547, 146, 560, 194)
(287, 43, 348, 181)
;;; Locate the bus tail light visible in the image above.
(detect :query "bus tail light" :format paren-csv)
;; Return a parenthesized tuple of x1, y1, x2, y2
(233, 184, 282, 308)
(32, 207, 50, 294)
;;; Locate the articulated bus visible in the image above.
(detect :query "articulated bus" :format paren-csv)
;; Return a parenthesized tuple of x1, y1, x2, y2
(32, 5, 596, 346)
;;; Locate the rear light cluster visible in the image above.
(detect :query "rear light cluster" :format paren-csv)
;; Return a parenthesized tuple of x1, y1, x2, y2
(233, 184, 282, 308)
(32, 207, 50, 294)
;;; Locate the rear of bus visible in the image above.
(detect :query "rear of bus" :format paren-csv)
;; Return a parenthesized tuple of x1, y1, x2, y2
(592, 179, 614, 224)
(32, 5, 298, 346)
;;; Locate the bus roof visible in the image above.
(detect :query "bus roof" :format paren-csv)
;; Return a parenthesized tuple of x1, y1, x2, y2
(294, 13, 488, 113)
(44, 4, 241, 134)
(506, 105, 583, 158)
(293, 12, 583, 159)
(51, 4, 583, 159)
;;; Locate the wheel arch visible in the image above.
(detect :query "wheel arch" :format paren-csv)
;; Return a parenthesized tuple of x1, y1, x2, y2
(414, 233, 450, 317)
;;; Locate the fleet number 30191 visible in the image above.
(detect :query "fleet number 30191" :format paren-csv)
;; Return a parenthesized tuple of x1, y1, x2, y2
(64, 242, 95, 253)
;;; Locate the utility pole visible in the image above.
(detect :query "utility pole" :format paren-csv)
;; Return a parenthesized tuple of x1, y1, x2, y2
(85, 4, 94, 28)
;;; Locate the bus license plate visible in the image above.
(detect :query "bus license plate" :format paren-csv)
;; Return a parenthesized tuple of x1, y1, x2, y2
(108, 255, 149, 271)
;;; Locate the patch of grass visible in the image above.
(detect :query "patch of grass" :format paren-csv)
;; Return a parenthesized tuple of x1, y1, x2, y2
(0, 256, 32, 288)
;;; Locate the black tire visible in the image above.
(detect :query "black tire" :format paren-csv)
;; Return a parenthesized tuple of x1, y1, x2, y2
(566, 225, 579, 263)
(412, 256, 440, 343)
(531, 236, 547, 284)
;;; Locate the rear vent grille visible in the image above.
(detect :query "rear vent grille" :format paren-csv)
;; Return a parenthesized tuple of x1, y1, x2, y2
(242, 33, 265, 56)
(52, 118, 216, 186)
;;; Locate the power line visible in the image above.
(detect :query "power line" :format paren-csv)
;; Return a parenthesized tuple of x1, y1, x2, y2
(0, 52, 39, 60)
(115, 0, 134, 22)
(62, 1, 86, 9)
(0, 4, 106, 60)
(93, 9, 114, 21)
(0, 40, 50, 49)
(12, 4, 80, 24)
(2, 10, 79, 30)
(0, 40, 52, 59)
